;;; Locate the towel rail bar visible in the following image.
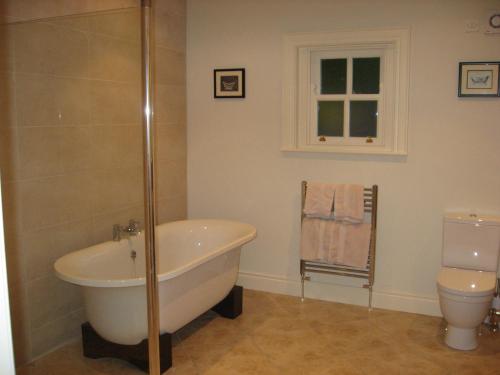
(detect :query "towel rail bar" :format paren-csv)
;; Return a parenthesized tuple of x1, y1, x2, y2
(303, 263, 369, 274)
(300, 181, 378, 310)
(303, 270, 369, 279)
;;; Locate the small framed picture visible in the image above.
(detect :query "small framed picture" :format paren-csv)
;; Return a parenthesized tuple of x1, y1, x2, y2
(214, 68, 245, 98)
(458, 62, 500, 97)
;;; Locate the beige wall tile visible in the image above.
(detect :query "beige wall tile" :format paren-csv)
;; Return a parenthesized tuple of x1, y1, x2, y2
(8, 281, 31, 366)
(0, 24, 15, 72)
(83, 0, 138, 15)
(4, 230, 25, 287)
(88, 8, 140, 42)
(156, 159, 187, 200)
(59, 127, 93, 173)
(155, 7, 186, 51)
(157, 194, 187, 224)
(18, 126, 92, 179)
(155, 0, 186, 16)
(90, 167, 143, 216)
(2, 0, 137, 23)
(16, 75, 91, 127)
(88, 33, 140, 82)
(19, 173, 94, 231)
(23, 219, 94, 281)
(1, 181, 22, 240)
(48, 15, 91, 32)
(18, 127, 61, 178)
(0, 72, 17, 128)
(27, 274, 83, 330)
(90, 80, 141, 125)
(22, 230, 55, 283)
(155, 47, 185, 85)
(3, 0, 71, 21)
(156, 122, 187, 161)
(14, 22, 89, 77)
(0, 16, 21, 25)
(0, 126, 19, 182)
(90, 125, 143, 170)
(30, 308, 85, 359)
(154, 84, 186, 124)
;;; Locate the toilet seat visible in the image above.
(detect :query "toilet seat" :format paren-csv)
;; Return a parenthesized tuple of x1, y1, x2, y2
(437, 267, 496, 297)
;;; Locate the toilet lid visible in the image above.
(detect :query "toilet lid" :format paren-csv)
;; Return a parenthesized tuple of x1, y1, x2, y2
(437, 267, 496, 297)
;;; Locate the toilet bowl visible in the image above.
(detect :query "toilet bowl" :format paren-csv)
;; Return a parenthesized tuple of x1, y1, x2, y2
(437, 267, 496, 350)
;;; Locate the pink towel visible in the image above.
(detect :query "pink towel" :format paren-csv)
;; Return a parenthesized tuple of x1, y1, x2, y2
(300, 217, 339, 262)
(301, 218, 371, 268)
(303, 182, 336, 218)
(329, 223, 372, 268)
(334, 184, 365, 223)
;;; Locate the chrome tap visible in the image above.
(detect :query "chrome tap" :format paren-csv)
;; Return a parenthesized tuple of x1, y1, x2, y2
(113, 219, 142, 241)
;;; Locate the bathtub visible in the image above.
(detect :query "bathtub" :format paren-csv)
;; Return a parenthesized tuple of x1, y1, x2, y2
(54, 219, 256, 345)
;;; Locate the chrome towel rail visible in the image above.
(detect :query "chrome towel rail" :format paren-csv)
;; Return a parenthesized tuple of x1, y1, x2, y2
(300, 181, 378, 310)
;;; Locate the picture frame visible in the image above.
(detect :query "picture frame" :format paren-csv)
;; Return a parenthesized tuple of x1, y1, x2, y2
(214, 68, 245, 98)
(458, 61, 500, 97)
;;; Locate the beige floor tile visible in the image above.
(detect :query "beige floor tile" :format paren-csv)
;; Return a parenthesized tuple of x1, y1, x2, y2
(18, 290, 500, 375)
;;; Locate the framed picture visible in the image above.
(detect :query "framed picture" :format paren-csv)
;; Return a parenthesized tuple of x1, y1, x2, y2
(458, 62, 500, 97)
(214, 68, 245, 98)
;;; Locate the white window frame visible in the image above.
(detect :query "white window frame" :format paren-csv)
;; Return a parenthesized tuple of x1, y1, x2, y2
(282, 29, 410, 155)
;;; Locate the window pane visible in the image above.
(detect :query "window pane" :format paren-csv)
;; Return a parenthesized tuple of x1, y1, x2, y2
(318, 101, 344, 137)
(350, 101, 377, 137)
(321, 59, 347, 94)
(352, 58, 380, 94)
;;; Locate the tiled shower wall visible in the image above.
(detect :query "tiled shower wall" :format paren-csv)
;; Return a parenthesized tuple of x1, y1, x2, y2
(0, 0, 186, 365)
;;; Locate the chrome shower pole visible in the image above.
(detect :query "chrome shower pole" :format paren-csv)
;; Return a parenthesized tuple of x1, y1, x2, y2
(140, 1, 160, 374)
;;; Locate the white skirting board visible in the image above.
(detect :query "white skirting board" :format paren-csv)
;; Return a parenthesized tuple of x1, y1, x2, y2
(237, 270, 442, 317)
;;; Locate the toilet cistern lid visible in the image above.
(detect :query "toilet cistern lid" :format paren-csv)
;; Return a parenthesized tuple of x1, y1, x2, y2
(437, 267, 497, 296)
(444, 213, 500, 226)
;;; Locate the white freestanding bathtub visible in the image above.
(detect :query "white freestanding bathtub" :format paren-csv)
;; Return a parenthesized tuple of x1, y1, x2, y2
(54, 219, 256, 345)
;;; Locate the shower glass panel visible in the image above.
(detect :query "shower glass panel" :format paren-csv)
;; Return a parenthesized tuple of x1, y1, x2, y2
(0, 6, 163, 374)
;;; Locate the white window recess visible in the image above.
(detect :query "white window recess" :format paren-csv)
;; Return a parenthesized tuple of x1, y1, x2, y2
(282, 29, 410, 155)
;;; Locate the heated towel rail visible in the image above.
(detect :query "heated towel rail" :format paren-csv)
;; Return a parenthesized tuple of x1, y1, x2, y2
(300, 181, 378, 309)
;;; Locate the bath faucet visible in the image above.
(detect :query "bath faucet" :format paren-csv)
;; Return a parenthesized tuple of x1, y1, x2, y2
(113, 219, 141, 241)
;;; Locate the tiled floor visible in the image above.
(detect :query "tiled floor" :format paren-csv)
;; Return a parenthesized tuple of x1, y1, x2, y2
(19, 290, 500, 375)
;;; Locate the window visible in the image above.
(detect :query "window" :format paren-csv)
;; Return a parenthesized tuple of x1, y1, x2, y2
(282, 29, 410, 155)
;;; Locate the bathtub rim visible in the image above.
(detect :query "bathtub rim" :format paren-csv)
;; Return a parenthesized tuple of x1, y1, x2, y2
(54, 219, 256, 288)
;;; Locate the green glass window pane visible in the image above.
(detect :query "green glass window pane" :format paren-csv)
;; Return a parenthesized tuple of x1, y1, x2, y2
(352, 58, 380, 94)
(349, 101, 377, 137)
(318, 101, 344, 137)
(321, 59, 347, 94)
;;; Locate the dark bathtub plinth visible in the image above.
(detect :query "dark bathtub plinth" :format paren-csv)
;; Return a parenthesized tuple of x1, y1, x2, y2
(212, 285, 243, 319)
(81, 322, 172, 374)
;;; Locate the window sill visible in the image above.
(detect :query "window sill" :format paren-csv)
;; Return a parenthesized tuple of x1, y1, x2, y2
(280, 146, 408, 156)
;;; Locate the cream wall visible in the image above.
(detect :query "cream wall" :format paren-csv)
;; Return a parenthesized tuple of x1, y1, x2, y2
(0, 0, 186, 365)
(187, 0, 500, 316)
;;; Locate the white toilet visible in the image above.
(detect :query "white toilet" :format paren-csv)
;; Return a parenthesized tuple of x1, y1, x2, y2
(437, 213, 500, 350)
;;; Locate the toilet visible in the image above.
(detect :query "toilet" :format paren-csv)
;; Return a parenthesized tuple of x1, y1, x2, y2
(437, 213, 500, 350)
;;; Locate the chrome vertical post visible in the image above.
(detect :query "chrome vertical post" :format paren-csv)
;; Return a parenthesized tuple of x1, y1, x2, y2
(140, 1, 160, 374)
(300, 274, 305, 302)
(300, 260, 305, 302)
(368, 286, 373, 311)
